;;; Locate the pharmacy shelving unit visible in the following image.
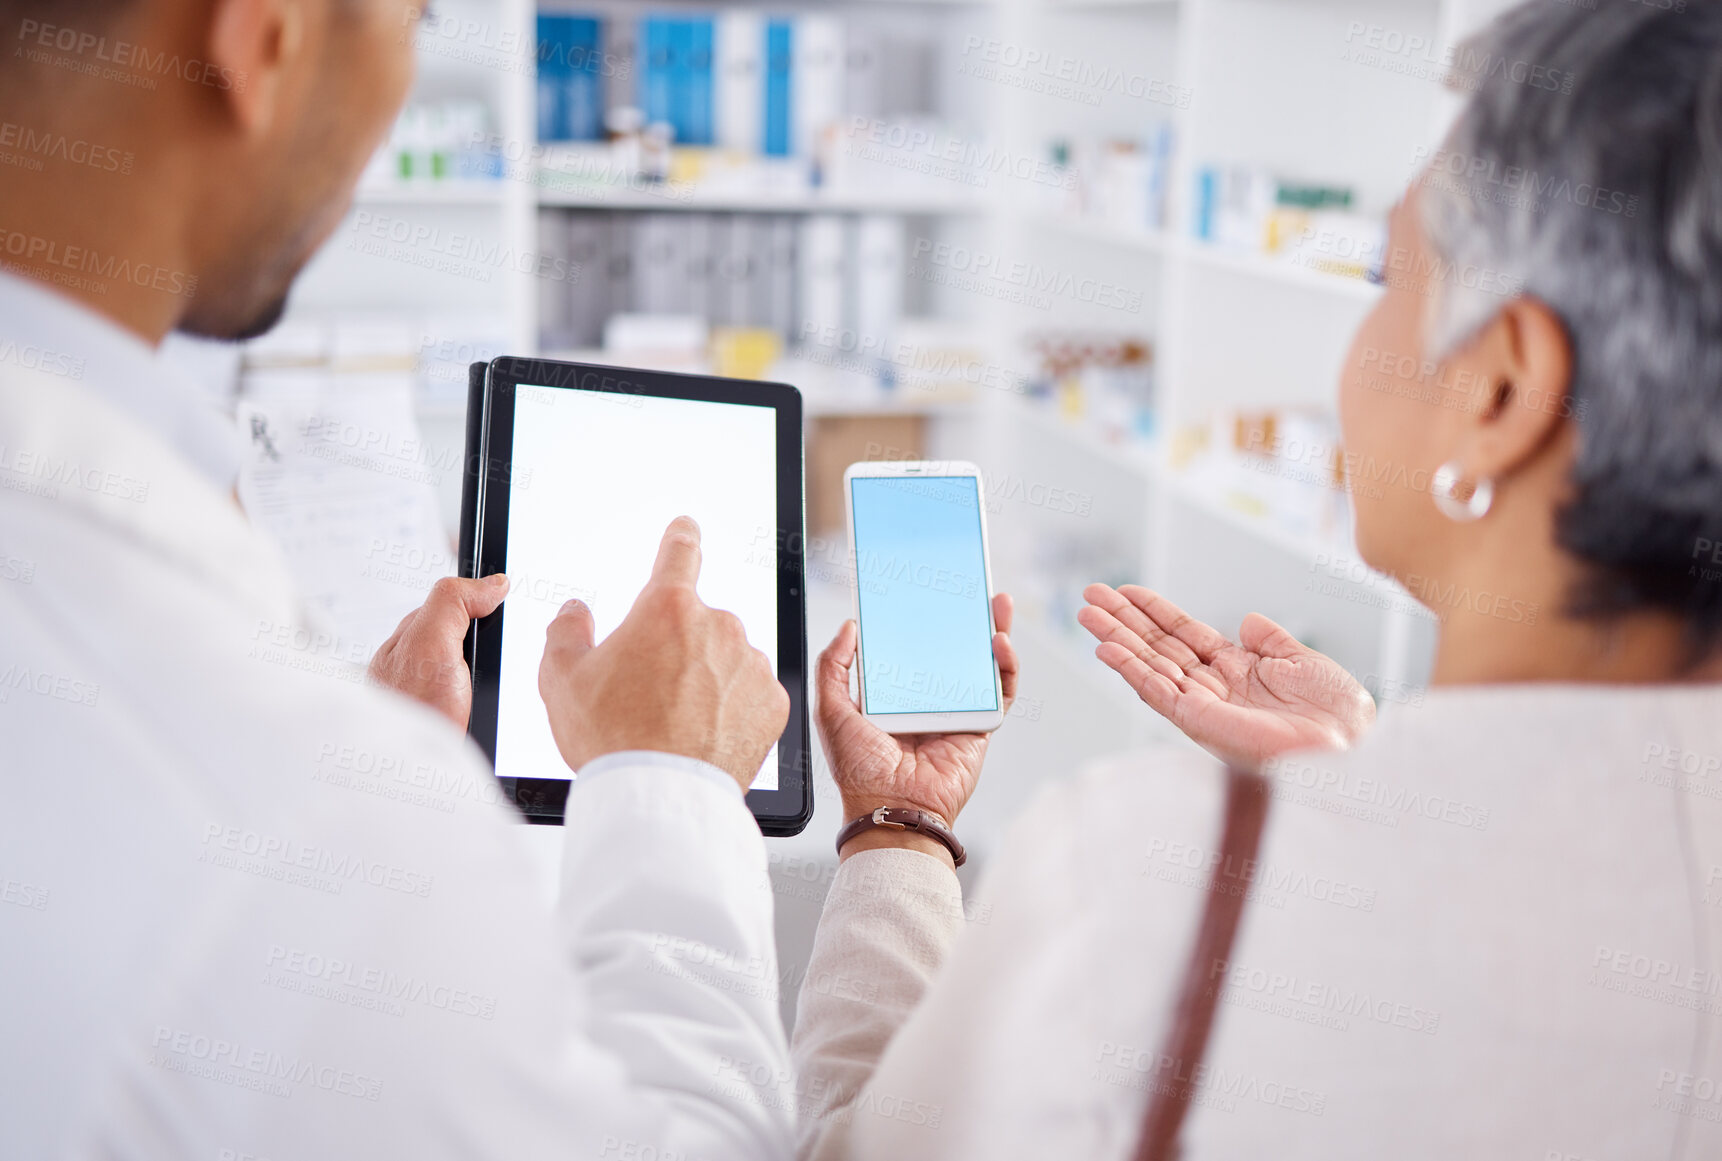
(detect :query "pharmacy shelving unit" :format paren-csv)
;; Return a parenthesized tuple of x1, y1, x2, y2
(276, 0, 1003, 490)
(962, 0, 1524, 711)
(267, 0, 1526, 850)
(281, 0, 1519, 716)
(299, 0, 1025, 521)
(534, 188, 988, 214)
(274, 0, 1529, 700)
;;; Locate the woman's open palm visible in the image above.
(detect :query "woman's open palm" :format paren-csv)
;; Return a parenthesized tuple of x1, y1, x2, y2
(1077, 583, 1375, 766)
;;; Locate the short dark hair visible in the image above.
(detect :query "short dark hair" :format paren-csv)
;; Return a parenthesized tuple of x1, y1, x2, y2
(0, 0, 133, 27)
(1423, 0, 1722, 663)
(0, 0, 138, 84)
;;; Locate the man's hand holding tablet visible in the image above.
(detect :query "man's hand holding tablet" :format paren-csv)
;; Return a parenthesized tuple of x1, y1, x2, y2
(372, 516, 790, 792)
(537, 516, 791, 790)
(368, 574, 512, 728)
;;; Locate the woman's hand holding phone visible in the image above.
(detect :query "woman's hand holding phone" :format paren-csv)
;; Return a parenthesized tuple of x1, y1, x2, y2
(1077, 583, 1375, 766)
(816, 593, 1019, 867)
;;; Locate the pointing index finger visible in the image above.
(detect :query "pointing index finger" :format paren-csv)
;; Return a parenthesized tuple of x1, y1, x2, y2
(649, 516, 702, 589)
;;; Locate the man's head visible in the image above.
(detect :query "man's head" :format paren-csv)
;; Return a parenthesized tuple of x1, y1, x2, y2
(0, 0, 422, 340)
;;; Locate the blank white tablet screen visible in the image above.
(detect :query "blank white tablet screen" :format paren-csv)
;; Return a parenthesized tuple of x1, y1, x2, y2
(493, 383, 779, 790)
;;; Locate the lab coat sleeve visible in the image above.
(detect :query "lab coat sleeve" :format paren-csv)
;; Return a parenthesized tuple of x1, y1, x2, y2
(789, 752, 1226, 1161)
(104, 743, 798, 1161)
(558, 758, 795, 1154)
(789, 848, 967, 1159)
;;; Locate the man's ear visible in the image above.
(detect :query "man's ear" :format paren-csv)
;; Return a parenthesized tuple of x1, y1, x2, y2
(1447, 295, 1574, 486)
(207, 0, 305, 134)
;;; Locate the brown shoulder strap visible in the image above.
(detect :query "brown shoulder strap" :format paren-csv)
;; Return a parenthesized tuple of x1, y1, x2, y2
(1132, 766, 1271, 1161)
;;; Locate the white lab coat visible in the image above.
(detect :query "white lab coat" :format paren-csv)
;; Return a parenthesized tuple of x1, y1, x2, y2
(792, 684, 1722, 1159)
(0, 350, 793, 1159)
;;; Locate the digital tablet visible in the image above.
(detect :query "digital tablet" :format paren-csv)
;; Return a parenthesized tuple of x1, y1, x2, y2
(457, 356, 811, 835)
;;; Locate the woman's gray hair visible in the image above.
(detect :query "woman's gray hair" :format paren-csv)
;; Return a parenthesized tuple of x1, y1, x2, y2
(1421, 0, 1722, 659)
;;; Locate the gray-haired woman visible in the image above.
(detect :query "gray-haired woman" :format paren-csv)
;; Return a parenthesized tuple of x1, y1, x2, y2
(791, 1, 1722, 1157)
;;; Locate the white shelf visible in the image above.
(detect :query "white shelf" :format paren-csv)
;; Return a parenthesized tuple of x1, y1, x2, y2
(803, 395, 975, 419)
(1181, 241, 1383, 303)
(1006, 400, 1367, 574)
(1048, 0, 1179, 10)
(1027, 212, 1172, 257)
(632, 0, 1002, 6)
(1027, 212, 1381, 301)
(783, 351, 981, 417)
(1159, 470, 1351, 569)
(354, 182, 509, 207)
(1010, 399, 1162, 478)
(536, 185, 986, 215)
(529, 347, 980, 418)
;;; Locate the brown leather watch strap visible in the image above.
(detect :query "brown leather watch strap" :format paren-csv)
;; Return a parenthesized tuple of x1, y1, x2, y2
(1132, 766, 1271, 1161)
(836, 807, 967, 868)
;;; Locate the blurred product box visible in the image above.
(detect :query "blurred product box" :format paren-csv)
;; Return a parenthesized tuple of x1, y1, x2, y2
(1025, 332, 1157, 441)
(1042, 124, 1175, 230)
(1192, 165, 1382, 280)
(806, 415, 926, 540)
(361, 100, 498, 188)
(1173, 406, 1351, 546)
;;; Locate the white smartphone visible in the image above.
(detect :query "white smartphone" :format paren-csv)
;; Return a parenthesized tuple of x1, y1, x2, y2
(843, 459, 1004, 735)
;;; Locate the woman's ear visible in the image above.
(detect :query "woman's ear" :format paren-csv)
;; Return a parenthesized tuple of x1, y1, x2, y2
(206, 0, 305, 135)
(1448, 295, 1574, 485)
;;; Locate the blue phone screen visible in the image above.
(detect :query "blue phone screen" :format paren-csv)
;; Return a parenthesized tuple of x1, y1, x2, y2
(850, 475, 998, 716)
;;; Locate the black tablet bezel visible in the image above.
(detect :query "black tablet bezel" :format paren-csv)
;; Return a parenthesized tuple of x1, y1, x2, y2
(463, 356, 811, 835)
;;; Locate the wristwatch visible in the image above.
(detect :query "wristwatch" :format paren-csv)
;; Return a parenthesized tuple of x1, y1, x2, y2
(836, 806, 967, 868)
